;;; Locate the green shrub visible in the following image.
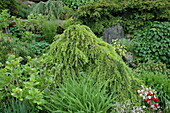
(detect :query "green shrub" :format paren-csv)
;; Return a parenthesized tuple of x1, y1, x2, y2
(0, 98, 36, 113)
(41, 20, 57, 43)
(44, 75, 113, 113)
(135, 71, 170, 112)
(135, 61, 170, 76)
(30, 0, 63, 19)
(111, 39, 127, 56)
(76, 0, 170, 36)
(27, 40, 50, 56)
(0, 10, 10, 32)
(0, 0, 19, 16)
(62, 0, 98, 9)
(46, 24, 141, 101)
(132, 21, 170, 68)
(0, 54, 60, 110)
(0, 35, 34, 64)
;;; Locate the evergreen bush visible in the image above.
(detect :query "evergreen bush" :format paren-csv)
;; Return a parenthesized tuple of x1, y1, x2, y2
(30, 0, 63, 19)
(76, 0, 170, 36)
(0, 0, 19, 16)
(46, 24, 141, 101)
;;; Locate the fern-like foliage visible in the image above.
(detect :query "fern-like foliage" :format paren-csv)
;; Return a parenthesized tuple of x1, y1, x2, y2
(31, 0, 63, 19)
(46, 24, 141, 102)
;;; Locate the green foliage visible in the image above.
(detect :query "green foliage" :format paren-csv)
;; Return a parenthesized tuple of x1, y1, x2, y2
(27, 40, 50, 56)
(27, 14, 58, 43)
(47, 24, 140, 101)
(0, 35, 34, 64)
(44, 75, 113, 113)
(76, 0, 170, 36)
(0, 10, 10, 32)
(136, 61, 170, 77)
(111, 39, 127, 56)
(62, 0, 98, 9)
(0, 54, 60, 110)
(132, 21, 170, 68)
(0, 0, 19, 16)
(135, 71, 170, 112)
(31, 0, 63, 19)
(0, 98, 36, 113)
(61, 17, 82, 30)
(116, 38, 134, 52)
(41, 20, 57, 43)
(0, 55, 45, 108)
(17, 3, 34, 19)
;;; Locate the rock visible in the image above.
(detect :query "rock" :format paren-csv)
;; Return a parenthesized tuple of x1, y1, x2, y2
(103, 25, 125, 43)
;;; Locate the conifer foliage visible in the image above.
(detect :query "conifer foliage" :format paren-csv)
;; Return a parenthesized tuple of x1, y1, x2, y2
(31, 0, 63, 19)
(48, 25, 139, 101)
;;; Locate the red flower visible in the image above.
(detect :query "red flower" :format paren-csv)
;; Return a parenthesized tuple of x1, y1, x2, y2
(147, 92, 153, 96)
(144, 99, 148, 102)
(154, 98, 160, 102)
(150, 97, 155, 101)
(154, 103, 159, 108)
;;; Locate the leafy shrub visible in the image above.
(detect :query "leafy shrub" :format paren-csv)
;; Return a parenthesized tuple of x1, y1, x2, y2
(135, 71, 170, 112)
(111, 39, 127, 56)
(17, 3, 34, 19)
(41, 20, 57, 43)
(132, 21, 170, 68)
(117, 38, 135, 52)
(62, 0, 98, 9)
(0, 10, 10, 32)
(0, 54, 60, 110)
(46, 24, 141, 101)
(136, 61, 170, 76)
(27, 40, 50, 56)
(0, 0, 19, 16)
(31, 0, 63, 19)
(76, 0, 170, 36)
(0, 35, 34, 64)
(44, 75, 113, 112)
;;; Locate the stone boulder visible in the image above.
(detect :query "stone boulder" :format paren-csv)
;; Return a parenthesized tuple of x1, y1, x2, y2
(103, 25, 125, 43)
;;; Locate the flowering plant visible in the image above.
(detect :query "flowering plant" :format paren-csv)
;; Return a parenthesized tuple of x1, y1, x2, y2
(137, 85, 160, 110)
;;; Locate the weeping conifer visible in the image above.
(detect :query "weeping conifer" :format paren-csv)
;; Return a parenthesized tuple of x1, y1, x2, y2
(31, 0, 63, 19)
(47, 24, 140, 102)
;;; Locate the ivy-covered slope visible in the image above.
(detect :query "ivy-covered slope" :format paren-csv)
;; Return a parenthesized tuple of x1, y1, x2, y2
(47, 24, 140, 101)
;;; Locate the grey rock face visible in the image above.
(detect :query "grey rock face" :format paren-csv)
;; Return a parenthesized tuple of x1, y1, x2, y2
(103, 25, 125, 43)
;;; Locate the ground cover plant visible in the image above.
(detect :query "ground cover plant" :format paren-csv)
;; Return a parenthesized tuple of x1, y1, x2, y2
(0, 0, 169, 112)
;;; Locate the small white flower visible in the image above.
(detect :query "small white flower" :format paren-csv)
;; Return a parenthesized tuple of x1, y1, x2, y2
(139, 94, 143, 97)
(148, 96, 152, 99)
(143, 106, 146, 108)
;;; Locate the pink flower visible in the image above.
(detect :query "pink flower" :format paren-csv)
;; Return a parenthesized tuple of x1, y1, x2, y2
(147, 100, 152, 105)
(141, 89, 145, 93)
(137, 90, 141, 93)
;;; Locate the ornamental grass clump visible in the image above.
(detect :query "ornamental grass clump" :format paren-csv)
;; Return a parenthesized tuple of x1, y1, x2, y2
(47, 24, 140, 101)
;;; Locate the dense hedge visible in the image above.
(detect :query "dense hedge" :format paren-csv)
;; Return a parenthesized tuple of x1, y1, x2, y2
(0, 0, 19, 16)
(76, 0, 170, 36)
